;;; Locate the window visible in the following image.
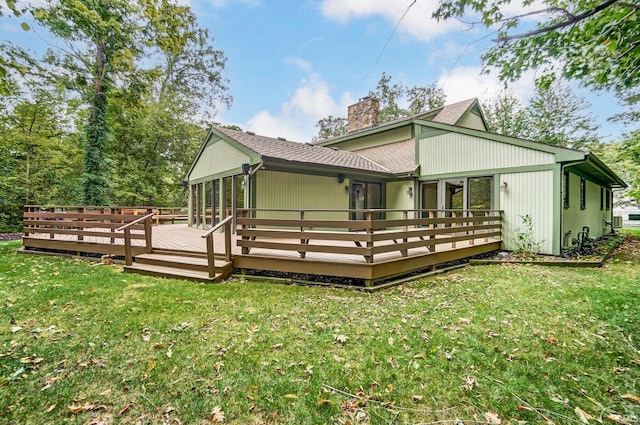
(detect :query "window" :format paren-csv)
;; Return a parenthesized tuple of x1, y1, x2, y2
(563, 171, 570, 209)
(580, 178, 586, 210)
(468, 177, 492, 210)
(351, 181, 382, 220)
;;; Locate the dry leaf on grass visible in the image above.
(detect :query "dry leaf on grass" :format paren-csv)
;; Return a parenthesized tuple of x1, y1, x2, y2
(621, 393, 640, 403)
(210, 406, 225, 423)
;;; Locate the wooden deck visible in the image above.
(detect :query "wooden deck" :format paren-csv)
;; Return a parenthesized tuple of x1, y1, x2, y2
(21, 206, 503, 287)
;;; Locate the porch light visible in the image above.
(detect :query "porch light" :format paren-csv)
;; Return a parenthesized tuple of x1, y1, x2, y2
(242, 163, 251, 175)
(407, 187, 413, 197)
(501, 181, 508, 191)
(338, 173, 346, 183)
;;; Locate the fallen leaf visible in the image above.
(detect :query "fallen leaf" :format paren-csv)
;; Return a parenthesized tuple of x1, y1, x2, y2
(606, 414, 626, 424)
(210, 406, 225, 423)
(621, 393, 640, 403)
(333, 354, 344, 363)
(575, 406, 593, 424)
(67, 404, 107, 414)
(10, 326, 22, 333)
(100, 389, 111, 396)
(45, 404, 56, 412)
(317, 398, 333, 406)
(284, 394, 297, 399)
(459, 317, 471, 325)
(412, 395, 423, 402)
(272, 343, 283, 349)
(334, 334, 349, 344)
(485, 411, 501, 424)
(119, 403, 134, 415)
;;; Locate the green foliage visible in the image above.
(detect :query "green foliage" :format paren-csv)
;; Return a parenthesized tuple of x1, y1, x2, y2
(512, 214, 543, 254)
(314, 73, 445, 140)
(433, 1, 640, 95)
(481, 82, 600, 150)
(312, 115, 348, 141)
(1, 241, 639, 423)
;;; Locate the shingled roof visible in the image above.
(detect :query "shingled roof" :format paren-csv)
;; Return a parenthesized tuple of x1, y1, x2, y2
(430, 98, 477, 125)
(216, 127, 393, 174)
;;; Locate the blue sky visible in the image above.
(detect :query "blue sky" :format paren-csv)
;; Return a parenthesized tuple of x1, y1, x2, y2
(0, 0, 628, 142)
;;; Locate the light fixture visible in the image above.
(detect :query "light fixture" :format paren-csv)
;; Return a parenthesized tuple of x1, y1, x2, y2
(407, 187, 413, 197)
(345, 185, 350, 193)
(242, 163, 251, 175)
(500, 181, 508, 191)
(338, 173, 346, 184)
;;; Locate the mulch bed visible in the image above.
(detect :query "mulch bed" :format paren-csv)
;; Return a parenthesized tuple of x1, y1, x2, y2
(0, 233, 23, 241)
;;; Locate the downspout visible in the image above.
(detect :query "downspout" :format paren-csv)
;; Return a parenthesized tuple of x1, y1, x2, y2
(247, 161, 264, 211)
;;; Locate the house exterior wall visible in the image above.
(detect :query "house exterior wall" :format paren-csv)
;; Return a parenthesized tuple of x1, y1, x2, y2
(562, 172, 611, 245)
(254, 170, 349, 220)
(386, 180, 415, 219)
(189, 138, 250, 183)
(456, 112, 487, 131)
(499, 170, 556, 255)
(418, 132, 555, 175)
(336, 126, 413, 152)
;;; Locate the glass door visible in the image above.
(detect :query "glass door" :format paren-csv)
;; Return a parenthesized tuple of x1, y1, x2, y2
(351, 182, 382, 220)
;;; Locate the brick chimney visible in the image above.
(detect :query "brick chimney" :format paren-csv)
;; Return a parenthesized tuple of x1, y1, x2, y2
(347, 97, 379, 133)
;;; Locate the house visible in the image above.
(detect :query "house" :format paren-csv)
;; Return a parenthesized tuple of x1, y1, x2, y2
(186, 97, 626, 255)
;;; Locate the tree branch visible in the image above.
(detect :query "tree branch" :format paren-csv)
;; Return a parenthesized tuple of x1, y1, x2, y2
(493, 0, 620, 44)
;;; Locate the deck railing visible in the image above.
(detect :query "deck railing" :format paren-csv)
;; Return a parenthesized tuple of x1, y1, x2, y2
(201, 215, 234, 279)
(116, 213, 155, 266)
(237, 208, 502, 263)
(23, 206, 156, 243)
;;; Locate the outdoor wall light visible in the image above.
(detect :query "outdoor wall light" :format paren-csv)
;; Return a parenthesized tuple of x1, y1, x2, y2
(407, 187, 413, 197)
(501, 181, 508, 191)
(345, 185, 350, 193)
(338, 173, 346, 183)
(242, 163, 251, 175)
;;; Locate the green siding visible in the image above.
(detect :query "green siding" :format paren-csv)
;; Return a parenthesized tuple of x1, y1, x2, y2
(457, 111, 487, 131)
(334, 126, 412, 152)
(419, 132, 556, 176)
(500, 170, 555, 255)
(386, 180, 415, 219)
(189, 139, 251, 182)
(562, 172, 611, 246)
(255, 170, 349, 220)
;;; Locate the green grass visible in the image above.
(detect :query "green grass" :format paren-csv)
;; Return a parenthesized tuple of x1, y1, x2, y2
(1, 240, 639, 424)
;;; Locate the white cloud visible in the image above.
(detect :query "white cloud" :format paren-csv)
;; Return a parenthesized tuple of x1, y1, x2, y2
(246, 73, 354, 142)
(284, 57, 313, 73)
(437, 66, 537, 103)
(320, 0, 552, 42)
(320, 0, 463, 41)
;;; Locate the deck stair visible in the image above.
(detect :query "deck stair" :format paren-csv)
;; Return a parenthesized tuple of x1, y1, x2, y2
(124, 249, 233, 283)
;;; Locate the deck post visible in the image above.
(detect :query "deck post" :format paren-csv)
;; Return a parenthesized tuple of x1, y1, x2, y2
(144, 216, 153, 254)
(299, 210, 306, 259)
(124, 228, 132, 266)
(451, 210, 457, 248)
(469, 211, 475, 246)
(206, 234, 216, 279)
(78, 207, 85, 241)
(428, 210, 436, 252)
(401, 210, 408, 257)
(224, 219, 232, 262)
(365, 211, 374, 263)
(485, 211, 490, 242)
(241, 209, 250, 255)
(49, 206, 55, 239)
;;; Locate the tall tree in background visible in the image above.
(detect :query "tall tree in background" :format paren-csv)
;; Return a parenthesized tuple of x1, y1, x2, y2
(526, 82, 600, 149)
(34, 0, 144, 205)
(314, 73, 445, 140)
(481, 89, 527, 136)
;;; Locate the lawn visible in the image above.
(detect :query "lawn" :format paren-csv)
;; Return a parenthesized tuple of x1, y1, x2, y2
(1, 236, 639, 425)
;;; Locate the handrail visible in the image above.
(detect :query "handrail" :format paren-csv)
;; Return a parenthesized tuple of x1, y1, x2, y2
(117, 213, 155, 266)
(200, 215, 234, 239)
(201, 215, 234, 279)
(116, 213, 155, 231)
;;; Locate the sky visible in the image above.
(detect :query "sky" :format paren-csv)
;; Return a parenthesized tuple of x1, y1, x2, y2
(0, 0, 629, 143)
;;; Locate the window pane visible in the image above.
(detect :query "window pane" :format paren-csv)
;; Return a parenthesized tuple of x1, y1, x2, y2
(468, 177, 492, 210)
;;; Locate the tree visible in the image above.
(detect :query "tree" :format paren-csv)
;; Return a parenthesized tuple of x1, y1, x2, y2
(433, 1, 640, 94)
(312, 116, 348, 142)
(314, 73, 445, 140)
(32, 0, 230, 206)
(526, 82, 600, 149)
(481, 89, 528, 136)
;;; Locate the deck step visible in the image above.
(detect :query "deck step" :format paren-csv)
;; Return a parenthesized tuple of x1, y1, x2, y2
(125, 252, 234, 283)
(124, 263, 221, 283)
(134, 253, 228, 272)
